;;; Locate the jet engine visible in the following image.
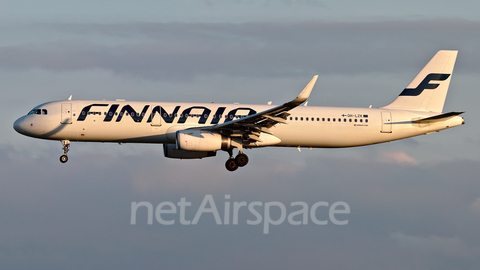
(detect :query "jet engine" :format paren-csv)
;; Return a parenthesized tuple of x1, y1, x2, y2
(176, 130, 231, 151)
(163, 144, 216, 159)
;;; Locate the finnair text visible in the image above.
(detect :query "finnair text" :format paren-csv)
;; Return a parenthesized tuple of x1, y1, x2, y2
(130, 195, 350, 234)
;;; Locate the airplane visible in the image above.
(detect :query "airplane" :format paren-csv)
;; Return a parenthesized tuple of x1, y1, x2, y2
(13, 50, 464, 171)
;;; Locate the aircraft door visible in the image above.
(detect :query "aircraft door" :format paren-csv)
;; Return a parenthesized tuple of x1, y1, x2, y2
(380, 111, 392, 133)
(61, 103, 72, 124)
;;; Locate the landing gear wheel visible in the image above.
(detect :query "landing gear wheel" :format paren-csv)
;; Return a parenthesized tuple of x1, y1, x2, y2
(225, 158, 239, 172)
(60, 155, 68, 163)
(60, 140, 71, 164)
(235, 153, 249, 167)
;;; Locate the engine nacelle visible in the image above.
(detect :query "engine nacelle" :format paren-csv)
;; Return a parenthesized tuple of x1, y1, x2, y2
(163, 144, 216, 159)
(176, 130, 231, 151)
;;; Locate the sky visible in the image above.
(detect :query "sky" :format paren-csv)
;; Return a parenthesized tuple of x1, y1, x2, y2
(1, 1, 480, 269)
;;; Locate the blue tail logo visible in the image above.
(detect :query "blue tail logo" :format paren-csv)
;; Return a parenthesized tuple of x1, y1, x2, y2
(400, 73, 450, 96)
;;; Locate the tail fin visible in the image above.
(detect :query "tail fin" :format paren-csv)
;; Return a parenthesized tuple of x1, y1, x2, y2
(382, 50, 458, 113)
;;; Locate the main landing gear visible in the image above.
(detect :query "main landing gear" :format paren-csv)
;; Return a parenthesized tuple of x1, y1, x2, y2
(225, 149, 249, 172)
(60, 140, 70, 163)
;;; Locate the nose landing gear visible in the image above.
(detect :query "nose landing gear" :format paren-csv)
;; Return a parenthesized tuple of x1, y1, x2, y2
(60, 140, 70, 163)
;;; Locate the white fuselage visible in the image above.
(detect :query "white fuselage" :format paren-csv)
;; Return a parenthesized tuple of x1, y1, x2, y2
(13, 100, 464, 148)
(12, 51, 465, 171)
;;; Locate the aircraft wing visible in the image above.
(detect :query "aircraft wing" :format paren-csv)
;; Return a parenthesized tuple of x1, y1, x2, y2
(201, 75, 318, 142)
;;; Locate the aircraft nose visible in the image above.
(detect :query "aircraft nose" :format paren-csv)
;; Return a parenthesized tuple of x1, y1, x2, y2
(13, 116, 27, 135)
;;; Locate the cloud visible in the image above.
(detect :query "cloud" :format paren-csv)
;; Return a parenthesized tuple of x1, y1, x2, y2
(470, 197, 480, 212)
(204, 0, 325, 6)
(390, 232, 479, 258)
(1, 19, 480, 81)
(1, 139, 480, 269)
(378, 150, 418, 165)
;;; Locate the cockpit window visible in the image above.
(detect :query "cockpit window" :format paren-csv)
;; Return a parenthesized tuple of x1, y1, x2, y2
(28, 108, 47, 115)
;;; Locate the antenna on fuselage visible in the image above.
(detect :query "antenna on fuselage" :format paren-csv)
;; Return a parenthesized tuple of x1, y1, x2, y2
(68, 95, 72, 100)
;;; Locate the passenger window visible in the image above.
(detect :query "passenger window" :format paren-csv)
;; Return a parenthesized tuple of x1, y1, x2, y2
(366, 119, 368, 123)
(333, 118, 335, 122)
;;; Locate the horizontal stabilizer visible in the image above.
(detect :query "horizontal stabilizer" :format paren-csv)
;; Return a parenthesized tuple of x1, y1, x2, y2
(413, 111, 464, 123)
